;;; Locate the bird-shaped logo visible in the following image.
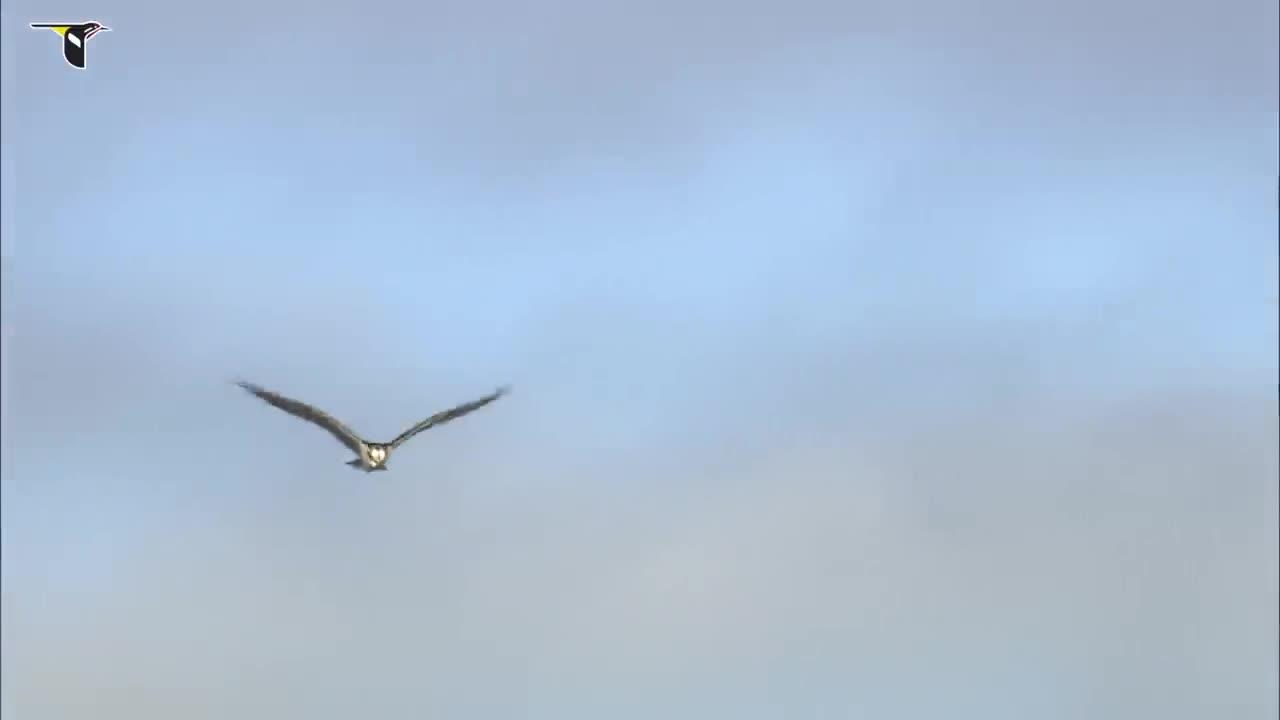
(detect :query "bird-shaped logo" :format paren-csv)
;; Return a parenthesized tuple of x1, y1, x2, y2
(30, 21, 110, 69)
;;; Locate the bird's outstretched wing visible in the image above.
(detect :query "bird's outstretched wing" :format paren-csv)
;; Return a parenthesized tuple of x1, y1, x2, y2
(235, 381, 366, 455)
(389, 386, 509, 449)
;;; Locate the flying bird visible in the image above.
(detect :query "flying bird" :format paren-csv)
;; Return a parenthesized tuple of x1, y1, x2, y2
(235, 381, 509, 472)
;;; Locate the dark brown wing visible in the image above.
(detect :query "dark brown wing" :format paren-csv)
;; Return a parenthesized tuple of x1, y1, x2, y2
(236, 381, 366, 455)
(388, 386, 509, 449)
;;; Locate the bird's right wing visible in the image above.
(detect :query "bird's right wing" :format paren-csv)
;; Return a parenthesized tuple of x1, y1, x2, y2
(389, 386, 509, 449)
(235, 381, 366, 455)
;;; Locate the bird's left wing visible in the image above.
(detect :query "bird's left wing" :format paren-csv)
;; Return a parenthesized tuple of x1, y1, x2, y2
(235, 381, 367, 455)
(388, 386, 509, 449)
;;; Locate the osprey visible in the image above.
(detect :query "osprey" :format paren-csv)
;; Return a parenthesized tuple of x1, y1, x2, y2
(236, 381, 508, 472)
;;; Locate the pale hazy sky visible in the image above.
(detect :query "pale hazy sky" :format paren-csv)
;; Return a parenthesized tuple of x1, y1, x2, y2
(2, 0, 1278, 717)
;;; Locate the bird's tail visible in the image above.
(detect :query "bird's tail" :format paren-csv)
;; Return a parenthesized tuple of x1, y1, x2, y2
(346, 459, 387, 472)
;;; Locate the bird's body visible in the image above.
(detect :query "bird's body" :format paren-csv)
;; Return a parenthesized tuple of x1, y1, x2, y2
(350, 443, 391, 472)
(235, 381, 508, 472)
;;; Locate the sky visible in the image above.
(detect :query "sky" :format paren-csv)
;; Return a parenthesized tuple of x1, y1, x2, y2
(1, 0, 1278, 717)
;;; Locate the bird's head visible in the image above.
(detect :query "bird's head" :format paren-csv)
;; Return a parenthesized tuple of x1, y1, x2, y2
(82, 22, 108, 38)
(369, 445, 388, 464)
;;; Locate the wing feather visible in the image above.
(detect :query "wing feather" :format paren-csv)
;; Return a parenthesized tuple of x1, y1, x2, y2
(236, 381, 366, 455)
(389, 386, 509, 450)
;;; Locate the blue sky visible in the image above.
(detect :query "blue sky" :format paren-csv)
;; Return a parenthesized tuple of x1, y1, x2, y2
(2, 0, 1277, 717)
